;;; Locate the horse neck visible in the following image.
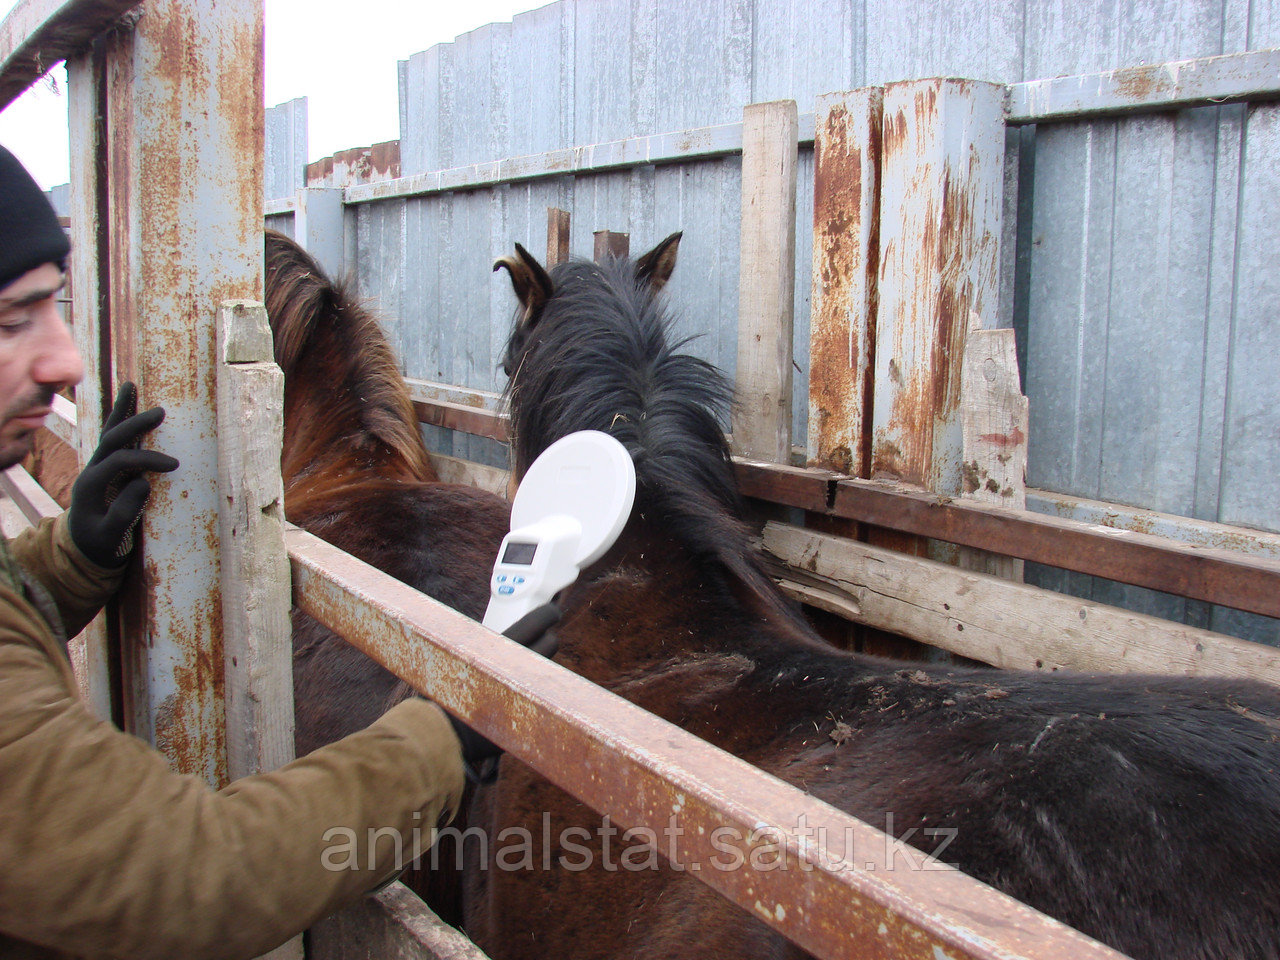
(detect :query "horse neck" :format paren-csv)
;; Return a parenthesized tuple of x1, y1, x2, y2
(555, 521, 820, 686)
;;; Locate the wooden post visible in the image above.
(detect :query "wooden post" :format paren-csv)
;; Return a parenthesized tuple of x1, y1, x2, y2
(734, 100, 798, 464)
(217, 300, 302, 960)
(547, 207, 570, 266)
(808, 89, 882, 479)
(592, 229, 629, 263)
(100, 0, 264, 785)
(216, 301, 294, 779)
(959, 323, 1028, 580)
(295, 187, 345, 279)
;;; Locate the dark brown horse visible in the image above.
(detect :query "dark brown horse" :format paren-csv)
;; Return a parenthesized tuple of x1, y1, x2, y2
(264, 232, 509, 923)
(466, 236, 1280, 960)
(264, 230, 509, 755)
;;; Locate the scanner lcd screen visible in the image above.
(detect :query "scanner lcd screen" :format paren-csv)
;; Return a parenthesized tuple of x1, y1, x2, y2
(502, 542, 538, 565)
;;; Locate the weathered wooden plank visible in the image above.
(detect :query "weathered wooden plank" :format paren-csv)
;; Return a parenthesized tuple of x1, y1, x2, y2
(0, 0, 141, 110)
(763, 521, 1280, 685)
(215, 301, 294, 780)
(412, 398, 508, 443)
(546, 206, 571, 265)
(427, 453, 509, 498)
(287, 524, 1126, 960)
(808, 88, 881, 477)
(215, 301, 301, 960)
(733, 100, 798, 463)
(958, 326, 1027, 580)
(872, 79, 1006, 496)
(1009, 49, 1280, 125)
(311, 883, 490, 960)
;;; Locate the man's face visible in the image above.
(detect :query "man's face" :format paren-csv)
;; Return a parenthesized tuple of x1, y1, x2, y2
(0, 262, 83, 470)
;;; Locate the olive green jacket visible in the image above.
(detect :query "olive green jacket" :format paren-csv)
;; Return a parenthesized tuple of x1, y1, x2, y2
(0, 515, 466, 960)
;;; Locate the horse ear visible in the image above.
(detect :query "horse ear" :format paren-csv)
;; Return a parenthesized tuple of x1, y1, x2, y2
(494, 243, 554, 324)
(635, 232, 682, 291)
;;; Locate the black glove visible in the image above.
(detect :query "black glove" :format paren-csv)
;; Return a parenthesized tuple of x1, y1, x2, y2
(447, 603, 560, 783)
(68, 383, 180, 567)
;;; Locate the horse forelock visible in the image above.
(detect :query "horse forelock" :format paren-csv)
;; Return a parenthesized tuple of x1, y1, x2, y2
(503, 254, 815, 643)
(264, 230, 434, 484)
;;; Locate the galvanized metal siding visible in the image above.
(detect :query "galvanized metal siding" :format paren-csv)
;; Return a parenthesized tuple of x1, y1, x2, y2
(267, 0, 1278, 643)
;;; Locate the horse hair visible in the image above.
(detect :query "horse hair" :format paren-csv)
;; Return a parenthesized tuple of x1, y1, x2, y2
(264, 230, 434, 503)
(502, 254, 814, 643)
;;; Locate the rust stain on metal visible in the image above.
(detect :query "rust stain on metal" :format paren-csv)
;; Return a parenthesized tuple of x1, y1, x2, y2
(307, 140, 401, 187)
(809, 92, 880, 478)
(1111, 63, 1171, 102)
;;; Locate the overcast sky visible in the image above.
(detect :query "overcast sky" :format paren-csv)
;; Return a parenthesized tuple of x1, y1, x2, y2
(0, 0, 542, 189)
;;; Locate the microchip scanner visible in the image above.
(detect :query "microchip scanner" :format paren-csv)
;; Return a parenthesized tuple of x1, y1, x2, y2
(482, 431, 637, 633)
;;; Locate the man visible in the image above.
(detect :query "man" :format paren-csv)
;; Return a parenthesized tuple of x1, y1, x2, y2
(0, 145, 546, 959)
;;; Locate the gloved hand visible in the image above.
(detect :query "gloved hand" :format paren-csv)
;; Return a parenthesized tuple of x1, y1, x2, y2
(447, 603, 560, 783)
(68, 383, 180, 567)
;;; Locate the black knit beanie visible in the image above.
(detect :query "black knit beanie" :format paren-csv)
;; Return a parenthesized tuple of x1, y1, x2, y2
(0, 145, 70, 292)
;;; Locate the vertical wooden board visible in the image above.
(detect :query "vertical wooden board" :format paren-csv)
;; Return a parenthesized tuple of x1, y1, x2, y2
(808, 88, 881, 477)
(216, 301, 294, 781)
(733, 100, 798, 463)
(105, 0, 264, 784)
(1023, 120, 1117, 497)
(959, 326, 1027, 580)
(862, 0, 1022, 85)
(546, 206, 571, 265)
(593, 230, 629, 262)
(872, 79, 1005, 496)
(650, 0, 751, 132)
(751, 0, 858, 104)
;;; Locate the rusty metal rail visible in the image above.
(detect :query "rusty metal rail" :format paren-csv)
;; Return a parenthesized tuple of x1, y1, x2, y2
(287, 523, 1127, 960)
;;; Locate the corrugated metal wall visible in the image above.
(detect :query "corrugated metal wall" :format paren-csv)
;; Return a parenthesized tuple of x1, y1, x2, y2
(265, 0, 1279, 645)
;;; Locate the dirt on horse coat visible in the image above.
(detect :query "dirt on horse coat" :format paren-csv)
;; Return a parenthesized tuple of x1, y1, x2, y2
(465, 236, 1280, 960)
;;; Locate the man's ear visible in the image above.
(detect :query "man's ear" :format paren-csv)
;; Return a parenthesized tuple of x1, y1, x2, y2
(635, 232, 682, 291)
(494, 243, 554, 324)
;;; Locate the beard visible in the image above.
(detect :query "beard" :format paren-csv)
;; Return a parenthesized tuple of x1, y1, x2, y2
(0, 386, 57, 471)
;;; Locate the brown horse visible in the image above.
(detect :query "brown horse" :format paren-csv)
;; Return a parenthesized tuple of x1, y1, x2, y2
(264, 230, 509, 754)
(465, 236, 1280, 960)
(264, 231, 509, 924)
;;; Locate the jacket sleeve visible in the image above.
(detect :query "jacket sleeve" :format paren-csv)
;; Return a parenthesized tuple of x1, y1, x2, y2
(0, 623, 466, 960)
(8, 513, 126, 638)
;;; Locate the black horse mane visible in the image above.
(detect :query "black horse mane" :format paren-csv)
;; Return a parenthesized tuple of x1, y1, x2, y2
(503, 253, 812, 640)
